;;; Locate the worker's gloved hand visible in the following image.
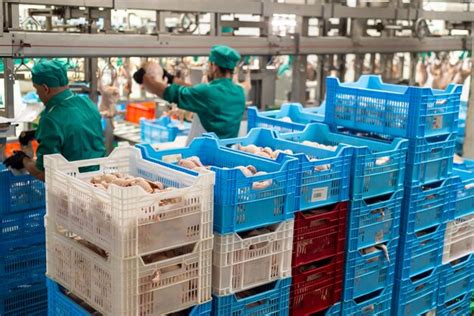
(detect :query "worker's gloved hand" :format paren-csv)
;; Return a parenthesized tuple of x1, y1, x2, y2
(162, 69, 175, 84)
(19, 130, 36, 146)
(3, 151, 29, 170)
(133, 68, 146, 84)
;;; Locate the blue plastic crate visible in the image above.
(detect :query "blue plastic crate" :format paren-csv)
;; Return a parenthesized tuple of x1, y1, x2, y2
(140, 116, 191, 144)
(437, 292, 471, 316)
(212, 278, 291, 316)
(115, 103, 126, 122)
(454, 158, 474, 172)
(0, 274, 47, 316)
(48, 277, 212, 316)
(308, 302, 341, 316)
(341, 288, 392, 316)
(0, 243, 45, 281)
(348, 190, 403, 251)
(402, 178, 457, 233)
(137, 138, 298, 234)
(322, 303, 341, 316)
(438, 254, 474, 305)
(0, 167, 45, 214)
(405, 133, 456, 186)
(280, 123, 407, 200)
(247, 103, 324, 133)
(393, 268, 439, 316)
(47, 278, 92, 316)
(207, 128, 352, 211)
(0, 208, 46, 250)
(343, 238, 398, 300)
(396, 223, 445, 280)
(453, 169, 474, 219)
(324, 75, 462, 139)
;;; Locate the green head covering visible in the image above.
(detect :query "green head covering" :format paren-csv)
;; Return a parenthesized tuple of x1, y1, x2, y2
(31, 60, 69, 88)
(221, 26, 234, 34)
(209, 45, 241, 70)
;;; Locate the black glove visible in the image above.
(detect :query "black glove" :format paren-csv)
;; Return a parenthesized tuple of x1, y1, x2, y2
(3, 151, 29, 170)
(133, 68, 146, 84)
(162, 69, 175, 84)
(19, 130, 36, 146)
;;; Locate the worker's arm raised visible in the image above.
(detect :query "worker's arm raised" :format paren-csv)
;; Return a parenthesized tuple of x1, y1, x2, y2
(142, 73, 168, 98)
(162, 83, 209, 114)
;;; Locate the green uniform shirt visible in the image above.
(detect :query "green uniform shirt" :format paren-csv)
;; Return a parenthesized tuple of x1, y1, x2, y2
(35, 89, 105, 171)
(163, 78, 245, 139)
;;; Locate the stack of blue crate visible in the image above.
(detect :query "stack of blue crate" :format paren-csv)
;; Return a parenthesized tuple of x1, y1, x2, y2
(276, 121, 406, 315)
(436, 167, 474, 315)
(138, 137, 298, 316)
(324, 74, 467, 315)
(0, 165, 47, 315)
(208, 127, 352, 316)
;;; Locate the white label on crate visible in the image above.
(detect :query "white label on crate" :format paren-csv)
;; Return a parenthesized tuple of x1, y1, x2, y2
(311, 187, 328, 202)
(163, 154, 182, 163)
(432, 115, 443, 130)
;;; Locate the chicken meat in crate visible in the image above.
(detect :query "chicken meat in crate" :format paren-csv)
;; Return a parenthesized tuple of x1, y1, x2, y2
(44, 145, 214, 259)
(212, 220, 293, 296)
(137, 138, 298, 234)
(46, 219, 213, 316)
(207, 128, 352, 211)
(279, 123, 407, 200)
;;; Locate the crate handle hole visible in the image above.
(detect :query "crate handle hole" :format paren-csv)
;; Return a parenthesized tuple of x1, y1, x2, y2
(245, 299, 267, 309)
(249, 241, 270, 250)
(142, 243, 196, 265)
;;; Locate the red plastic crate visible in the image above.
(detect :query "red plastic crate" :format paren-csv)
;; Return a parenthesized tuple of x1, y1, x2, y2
(292, 202, 347, 267)
(125, 102, 156, 124)
(290, 253, 344, 316)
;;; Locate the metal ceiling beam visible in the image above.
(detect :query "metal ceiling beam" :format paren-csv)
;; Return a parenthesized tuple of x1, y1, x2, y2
(4, 0, 113, 8)
(264, 2, 323, 17)
(0, 31, 469, 57)
(329, 5, 474, 21)
(114, 0, 263, 14)
(0, 32, 295, 57)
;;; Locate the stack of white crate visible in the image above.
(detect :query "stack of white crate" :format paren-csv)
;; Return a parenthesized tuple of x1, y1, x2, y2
(44, 146, 214, 315)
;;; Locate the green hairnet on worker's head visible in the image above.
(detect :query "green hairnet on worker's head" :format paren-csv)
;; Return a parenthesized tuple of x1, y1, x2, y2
(209, 45, 241, 70)
(31, 60, 69, 88)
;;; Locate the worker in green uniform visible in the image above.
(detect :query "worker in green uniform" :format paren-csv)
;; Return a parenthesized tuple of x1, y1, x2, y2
(141, 45, 246, 143)
(3, 60, 105, 181)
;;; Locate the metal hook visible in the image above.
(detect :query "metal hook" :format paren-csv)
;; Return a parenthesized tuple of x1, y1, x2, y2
(13, 58, 32, 75)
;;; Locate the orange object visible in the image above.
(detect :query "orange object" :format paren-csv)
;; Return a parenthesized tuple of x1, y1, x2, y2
(3, 140, 39, 158)
(125, 102, 156, 124)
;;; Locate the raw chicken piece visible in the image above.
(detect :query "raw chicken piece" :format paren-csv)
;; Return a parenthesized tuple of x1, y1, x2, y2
(89, 173, 167, 194)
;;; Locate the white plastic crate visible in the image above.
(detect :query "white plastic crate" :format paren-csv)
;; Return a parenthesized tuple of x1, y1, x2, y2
(443, 214, 474, 264)
(212, 220, 294, 296)
(45, 219, 213, 316)
(44, 145, 213, 258)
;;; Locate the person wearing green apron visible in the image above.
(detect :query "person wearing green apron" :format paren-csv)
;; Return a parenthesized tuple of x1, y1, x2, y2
(3, 60, 105, 181)
(142, 45, 246, 144)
